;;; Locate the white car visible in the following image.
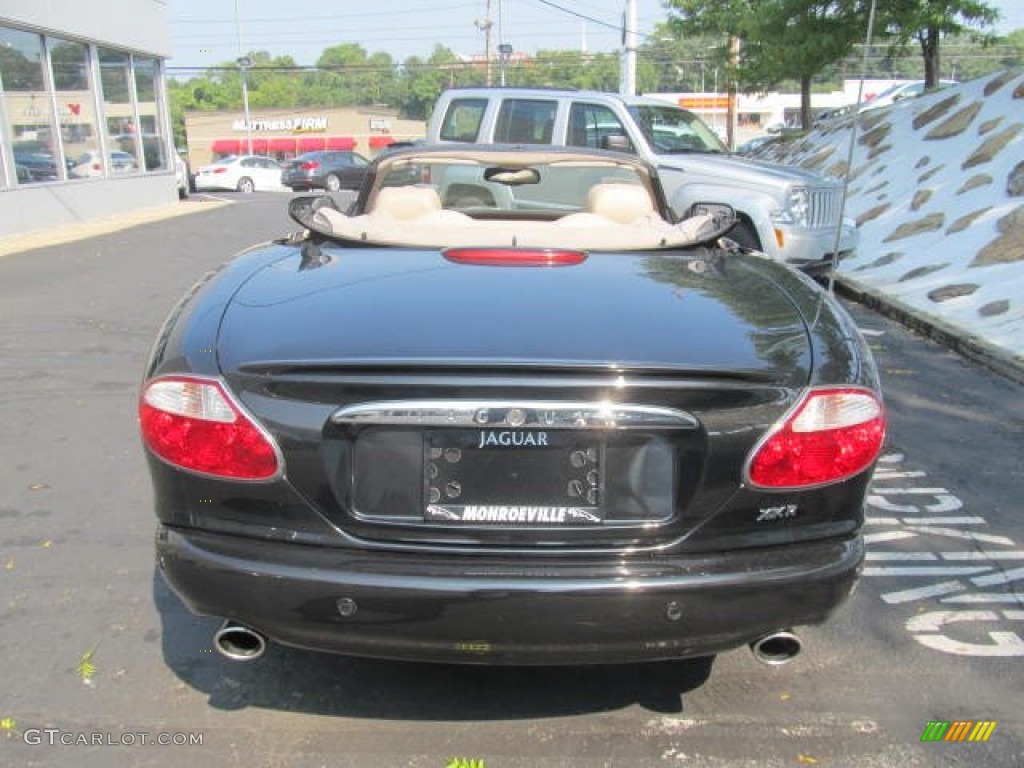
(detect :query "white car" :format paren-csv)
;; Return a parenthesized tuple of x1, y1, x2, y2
(194, 155, 284, 193)
(70, 150, 138, 178)
(861, 80, 958, 111)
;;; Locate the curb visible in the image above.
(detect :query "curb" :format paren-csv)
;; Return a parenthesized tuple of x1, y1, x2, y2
(833, 273, 1024, 386)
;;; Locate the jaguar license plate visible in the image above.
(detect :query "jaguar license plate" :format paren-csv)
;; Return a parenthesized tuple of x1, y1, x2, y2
(422, 429, 604, 525)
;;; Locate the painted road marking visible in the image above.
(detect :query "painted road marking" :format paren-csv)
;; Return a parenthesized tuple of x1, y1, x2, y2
(864, 453, 1023, 656)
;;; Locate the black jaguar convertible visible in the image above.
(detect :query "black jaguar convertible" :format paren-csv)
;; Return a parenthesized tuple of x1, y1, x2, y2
(140, 145, 884, 668)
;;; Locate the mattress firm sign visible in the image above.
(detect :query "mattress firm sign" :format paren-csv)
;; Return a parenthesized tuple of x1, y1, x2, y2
(232, 116, 328, 133)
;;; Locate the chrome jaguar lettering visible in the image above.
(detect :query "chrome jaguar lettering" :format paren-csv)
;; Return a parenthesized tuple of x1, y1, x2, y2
(477, 430, 549, 448)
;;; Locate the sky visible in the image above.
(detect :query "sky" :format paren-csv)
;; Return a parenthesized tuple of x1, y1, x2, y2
(166, 0, 1024, 74)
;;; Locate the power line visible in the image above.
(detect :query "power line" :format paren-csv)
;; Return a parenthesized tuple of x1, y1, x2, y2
(527, 0, 621, 33)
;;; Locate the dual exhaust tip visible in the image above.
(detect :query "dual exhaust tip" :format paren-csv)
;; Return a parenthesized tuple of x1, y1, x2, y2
(749, 630, 802, 665)
(213, 621, 267, 662)
(211, 621, 802, 666)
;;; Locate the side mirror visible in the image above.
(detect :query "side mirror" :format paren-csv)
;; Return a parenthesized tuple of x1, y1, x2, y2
(688, 201, 737, 234)
(600, 134, 633, 153)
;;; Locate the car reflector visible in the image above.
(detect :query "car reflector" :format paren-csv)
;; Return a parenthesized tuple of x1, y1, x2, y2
(746, 387, 885, 489)
(444, 248, 587, 267)
(139, 376, 280, 480)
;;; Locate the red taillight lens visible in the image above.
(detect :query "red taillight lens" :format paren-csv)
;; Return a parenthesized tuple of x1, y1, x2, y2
(444, 248, 587, 267)
(139, 376, 279, 480)
(213, 167, 228, 174)
(300, 161, 320, 171)
(747, 387, 885, 489)
(92, 162, 101, 171)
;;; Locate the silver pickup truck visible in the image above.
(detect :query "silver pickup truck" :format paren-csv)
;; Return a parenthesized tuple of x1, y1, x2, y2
(427, 87, 857, 271)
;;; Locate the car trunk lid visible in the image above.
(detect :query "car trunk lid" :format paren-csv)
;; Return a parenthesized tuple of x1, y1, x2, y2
(217, 245, 811, 549)
(218, 246, 810, 384)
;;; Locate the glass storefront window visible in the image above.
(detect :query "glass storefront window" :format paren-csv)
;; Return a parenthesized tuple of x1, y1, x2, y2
(1, 27, 63, 184)
(133, 57, 167, 171)
(50, 38, 108, 179)
(98, 47, 139, 166)
(1, 28, 172, 189)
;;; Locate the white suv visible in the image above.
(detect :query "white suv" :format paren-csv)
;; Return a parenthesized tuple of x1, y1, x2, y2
(427, 87, 858, 271)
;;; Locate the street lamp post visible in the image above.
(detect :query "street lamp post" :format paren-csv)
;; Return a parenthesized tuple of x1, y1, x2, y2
(498, 43, 512, 86)
(237, 56, 253, 155)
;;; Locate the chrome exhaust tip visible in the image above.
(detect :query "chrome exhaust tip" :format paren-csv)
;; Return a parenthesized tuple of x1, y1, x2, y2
(213, 621, 267, 661)
(750, 631, 802, 665)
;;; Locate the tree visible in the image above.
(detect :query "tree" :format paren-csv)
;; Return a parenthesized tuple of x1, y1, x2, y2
(639, 33, 722, 93)
(513, 50, 627, 92)
(398, 45, 467, 121)
(662, 0, 866, 129)
(315, 43, 398, 106)
(875, 0, 1000, 88)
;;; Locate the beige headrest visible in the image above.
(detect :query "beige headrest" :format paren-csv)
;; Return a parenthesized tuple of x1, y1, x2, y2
(586, 183, 655, 224)
(372, 186, 442, 220)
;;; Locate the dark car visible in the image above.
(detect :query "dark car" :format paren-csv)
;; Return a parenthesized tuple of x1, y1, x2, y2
(140, 145, 885, 671)
(13, 150, 61, 182)
(281, 150, 370, 192)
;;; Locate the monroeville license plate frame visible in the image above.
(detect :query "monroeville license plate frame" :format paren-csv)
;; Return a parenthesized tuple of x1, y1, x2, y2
(422, 429, 605, 525)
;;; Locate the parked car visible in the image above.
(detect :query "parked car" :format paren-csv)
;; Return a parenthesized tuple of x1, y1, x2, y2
(281, 150, 371, 192)
(69, 149, 138, 178)
(140, 144, 885, 670)
(861, 80, 958, 112)
(194, 154, 284, 193)
(427, 87, 859, 272)
(813, 105, 855, 127)
(12, 150, 61, 182)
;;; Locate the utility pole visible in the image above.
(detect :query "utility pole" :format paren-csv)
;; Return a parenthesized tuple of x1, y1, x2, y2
(726, 35, 740, 151)
(234, 0, 253, 155)
(475, 0, 493, 86)
(495, 0, 512, 86)
(620, 0, 638, 96)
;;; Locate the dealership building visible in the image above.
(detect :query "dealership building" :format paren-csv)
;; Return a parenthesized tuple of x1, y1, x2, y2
(0, 1, 177, 239)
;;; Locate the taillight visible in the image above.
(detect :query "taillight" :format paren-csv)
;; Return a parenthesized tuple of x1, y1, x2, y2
(213, 167, 228, 174)
(139, 376, 280, 480)
(746, 387, 885, 489)
(92, 162, 101, 171)
(444, 248, 587, 267)
(300, 161, 320, 171)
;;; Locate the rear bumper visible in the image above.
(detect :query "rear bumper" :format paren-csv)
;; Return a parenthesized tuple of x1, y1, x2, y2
(157, 525, 863, 665)
(194, 177, 231, 192)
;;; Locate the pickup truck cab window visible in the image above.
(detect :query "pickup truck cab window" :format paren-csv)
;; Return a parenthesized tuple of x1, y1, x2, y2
(495, 99, 557, 143)
(568, 103, 633, 151)
(438, 98, 488, 142)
